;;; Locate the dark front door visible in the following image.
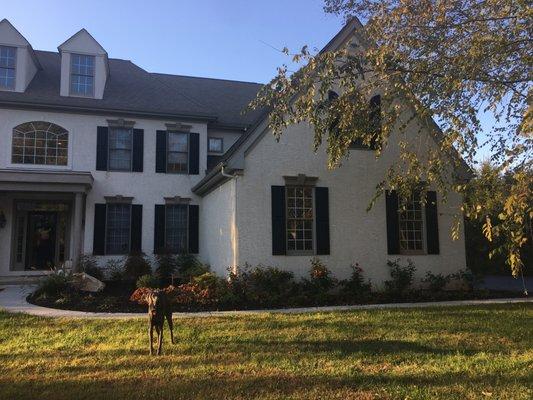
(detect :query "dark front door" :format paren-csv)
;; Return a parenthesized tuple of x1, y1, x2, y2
(26, 211, 58, 270)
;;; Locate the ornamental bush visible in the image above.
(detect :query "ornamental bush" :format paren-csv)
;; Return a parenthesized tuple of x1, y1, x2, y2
(384, 259, 416, 296)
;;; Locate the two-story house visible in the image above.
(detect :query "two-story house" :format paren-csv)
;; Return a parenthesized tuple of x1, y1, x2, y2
(0, 18, 468, 286)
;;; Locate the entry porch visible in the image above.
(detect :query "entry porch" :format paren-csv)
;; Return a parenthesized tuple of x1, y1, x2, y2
(0, 170, 93, 277)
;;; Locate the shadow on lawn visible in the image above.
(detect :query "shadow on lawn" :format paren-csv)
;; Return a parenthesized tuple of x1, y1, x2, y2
(2, 367, 530, 400)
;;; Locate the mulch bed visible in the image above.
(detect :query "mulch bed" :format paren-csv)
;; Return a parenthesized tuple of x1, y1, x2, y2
(27, 280, 526, 313)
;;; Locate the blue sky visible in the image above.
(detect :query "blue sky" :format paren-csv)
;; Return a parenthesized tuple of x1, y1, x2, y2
(3, 0, 343, 83)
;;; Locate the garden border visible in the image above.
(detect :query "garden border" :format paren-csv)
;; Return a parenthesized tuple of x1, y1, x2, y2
(0, 284, 531, 319)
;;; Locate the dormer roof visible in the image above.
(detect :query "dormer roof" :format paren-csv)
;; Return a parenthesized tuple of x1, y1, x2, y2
(0, 18, 42, 70)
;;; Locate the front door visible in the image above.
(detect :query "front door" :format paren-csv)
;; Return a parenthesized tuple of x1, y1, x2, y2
(26, 211, 58, 270)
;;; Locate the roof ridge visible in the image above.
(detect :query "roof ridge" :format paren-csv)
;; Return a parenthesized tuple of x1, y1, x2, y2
(151, 72, 263, 86)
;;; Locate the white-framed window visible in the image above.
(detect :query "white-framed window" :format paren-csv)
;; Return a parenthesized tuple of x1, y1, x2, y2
(286, 186, 314, 253)
(0, 46, 16, 90)
(399, 193, 425, 253)
(70, 54, 95, 96)
(11, 122, 69, 166)
(105, 203, 131, 255)
(167, 132, 188, 173)
(208, 137, 223, 153)
(165, 205, 188, 253)
(109, 128, 132, 171)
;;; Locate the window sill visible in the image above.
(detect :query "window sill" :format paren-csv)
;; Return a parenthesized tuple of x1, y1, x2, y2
(399, 251, 427, 256)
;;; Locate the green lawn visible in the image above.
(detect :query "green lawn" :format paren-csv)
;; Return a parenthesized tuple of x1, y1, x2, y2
(0, 304, 531, 400)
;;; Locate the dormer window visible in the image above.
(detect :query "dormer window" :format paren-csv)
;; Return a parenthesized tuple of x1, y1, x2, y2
(70, 54, 94, 96)
(0, 46, 16, 90)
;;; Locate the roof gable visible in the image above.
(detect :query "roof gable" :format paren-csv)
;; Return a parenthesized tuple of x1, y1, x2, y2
(0, 18, 30, 47)
(0, 19, 41, 69)
(58, 28, 107, 55)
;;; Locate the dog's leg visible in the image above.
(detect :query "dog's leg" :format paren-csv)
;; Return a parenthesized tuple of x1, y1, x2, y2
(149, 324, 154, 356)
(166, 312, 174, 344)
(157, 326, 163, 356)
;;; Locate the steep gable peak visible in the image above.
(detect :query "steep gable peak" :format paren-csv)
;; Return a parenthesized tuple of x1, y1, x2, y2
(58, 28, 107, 56)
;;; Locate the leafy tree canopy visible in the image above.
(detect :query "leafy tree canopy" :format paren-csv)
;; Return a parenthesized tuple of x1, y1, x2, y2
(250, 0, 532, 275)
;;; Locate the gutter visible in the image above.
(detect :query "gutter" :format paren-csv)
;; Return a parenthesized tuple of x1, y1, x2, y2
(192, 162, 242, 197)
(0, 100, 219, 122)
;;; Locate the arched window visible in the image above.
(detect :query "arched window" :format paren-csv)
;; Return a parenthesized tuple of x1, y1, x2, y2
(12, 122, 68, 166)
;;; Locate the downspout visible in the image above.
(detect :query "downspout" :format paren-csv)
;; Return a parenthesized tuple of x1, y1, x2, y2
(220, 163, 239, 274)
(220, 163, 238, 179)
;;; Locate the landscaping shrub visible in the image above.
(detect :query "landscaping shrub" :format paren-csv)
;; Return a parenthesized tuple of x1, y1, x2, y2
(422, 271, 451, 292)
(341, 263, 372, 300)
(299, 258, 338, 305)
(136, 274, 160, 289)
(176, 253, 209, 283)
(384, 259, 416, 296)
(154, 250, 178, 286)
(229, 264, 295, 307)
(106, 259, 125, 281)
(123, 252, 152, 281)
(453, 269, 483, 291)
(77, 254, 102, 280)
(175, 272, 235, 309)
(76, 254, 98, 274)
(33, 274, 69, 300)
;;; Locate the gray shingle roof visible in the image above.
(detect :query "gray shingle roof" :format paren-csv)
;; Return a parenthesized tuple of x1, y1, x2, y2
(0, 50, 264, 127)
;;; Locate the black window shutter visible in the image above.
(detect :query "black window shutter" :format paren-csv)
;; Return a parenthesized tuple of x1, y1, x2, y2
(154, 204, 166, 254)
(188, 204, 199, 254)
(130, 204, 143, 253)
(271, 186, 286, 255)
(132, 129, 144, 172)
(315, 187, 330, 255)
(93, 203, 107, 255)
(425, 191, 440, 254)
(188, 132, 200, 175)
(155, 130, 167, 173)
(385, 190, 400, 254)
(96, 127, 108, 171)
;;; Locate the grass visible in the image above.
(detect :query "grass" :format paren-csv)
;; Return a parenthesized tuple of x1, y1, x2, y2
(0, 304, 531, 400)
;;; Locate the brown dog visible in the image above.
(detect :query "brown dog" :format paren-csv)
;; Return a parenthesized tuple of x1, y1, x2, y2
(146, 290, 174, 355)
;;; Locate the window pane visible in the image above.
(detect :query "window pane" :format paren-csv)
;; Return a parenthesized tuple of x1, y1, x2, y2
(109, 129, 132, 171)
(208, 137, 223, 152)
(168, 132, 188, 152)
(70, 54, 95, 96)
(286, 186, 314, 252)
(11, 122, 68, 165)
(167, 132, 188, 173)
(399, 193, 424, 252)
(106, 204, 131, 254)
(165, 205, 188, 253)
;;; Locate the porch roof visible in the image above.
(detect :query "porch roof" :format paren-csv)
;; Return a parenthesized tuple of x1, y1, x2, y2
(0, 170, 93, 193)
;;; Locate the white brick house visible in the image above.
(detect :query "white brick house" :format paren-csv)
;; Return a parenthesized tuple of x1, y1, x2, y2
(0, 19, 468, 286)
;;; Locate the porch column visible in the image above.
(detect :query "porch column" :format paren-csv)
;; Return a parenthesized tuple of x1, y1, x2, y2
(70, 192, 84, 272)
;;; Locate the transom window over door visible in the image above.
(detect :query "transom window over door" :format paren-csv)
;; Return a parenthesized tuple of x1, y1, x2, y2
(12, 122, 69, 165)
(70, 54, 95, 96)
(165, 205, 188, 253)
(106, 203, 131, 255)
(399, 193, 424, 253)
(109, 128, 132, 171)
(167, 132, 188, 173)
(0, 46, 16, 90)
(286, 186, 314, 253)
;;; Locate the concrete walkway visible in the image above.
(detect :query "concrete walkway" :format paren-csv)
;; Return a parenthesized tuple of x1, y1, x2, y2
(0, 284, 531, 319)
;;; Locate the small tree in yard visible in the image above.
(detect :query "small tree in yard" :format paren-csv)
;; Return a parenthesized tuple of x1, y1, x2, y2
(155, 249, 178, 286)
(251, 0, 532, 276)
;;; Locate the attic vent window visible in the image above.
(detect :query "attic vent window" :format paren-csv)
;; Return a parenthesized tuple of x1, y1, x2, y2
(0, 46, 16, 90)
(70, 54, 95, 96)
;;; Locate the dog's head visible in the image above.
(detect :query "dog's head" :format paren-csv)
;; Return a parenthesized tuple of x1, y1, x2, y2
(146, 290, 166, 315)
